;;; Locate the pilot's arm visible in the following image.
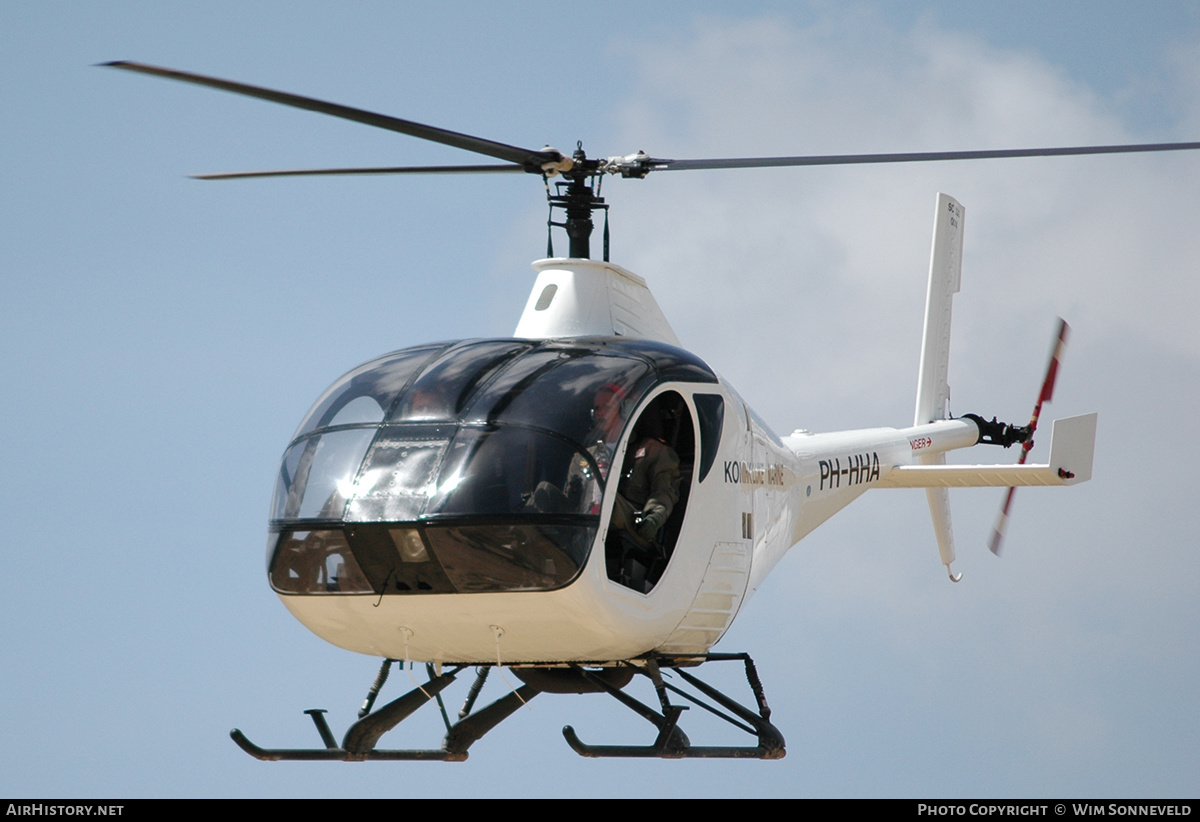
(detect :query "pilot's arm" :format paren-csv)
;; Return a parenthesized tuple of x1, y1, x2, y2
(633, 440, 681, 541)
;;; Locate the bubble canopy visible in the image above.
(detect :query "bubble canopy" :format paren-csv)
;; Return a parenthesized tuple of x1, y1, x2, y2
(268, 338, 716, 596)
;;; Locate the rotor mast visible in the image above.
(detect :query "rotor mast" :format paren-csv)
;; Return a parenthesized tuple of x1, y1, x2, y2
(547, 144, 606, 260)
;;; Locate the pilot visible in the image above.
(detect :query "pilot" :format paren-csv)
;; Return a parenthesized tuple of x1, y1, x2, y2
(399, 383, 451, 420)
(609, 409, 681, 547)
(532, 383, 626, 515)
(586, 382, 626, 477)
(533, 385, 681, 547)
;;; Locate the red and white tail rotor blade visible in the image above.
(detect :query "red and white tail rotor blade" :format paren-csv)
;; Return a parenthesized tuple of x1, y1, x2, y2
(988, 318, 1070, 555)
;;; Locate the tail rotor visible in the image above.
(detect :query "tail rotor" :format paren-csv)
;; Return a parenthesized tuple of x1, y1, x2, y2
(988, 318, 1070, 555)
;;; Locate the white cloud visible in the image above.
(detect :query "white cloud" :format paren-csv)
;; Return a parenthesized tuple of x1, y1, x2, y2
(592, 10, 1200, 793)
(601, 14, 1200, 428)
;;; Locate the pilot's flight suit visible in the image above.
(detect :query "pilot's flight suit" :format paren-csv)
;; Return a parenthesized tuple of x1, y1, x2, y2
(611, 437, 681, 546)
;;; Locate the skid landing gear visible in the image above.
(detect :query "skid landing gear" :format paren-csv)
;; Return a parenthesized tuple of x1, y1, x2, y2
(562, 653, 785, 759)
(231, 663, 539, 762)
(231, 652, 785, 762)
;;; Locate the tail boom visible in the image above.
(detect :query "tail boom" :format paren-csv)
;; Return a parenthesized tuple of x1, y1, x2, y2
(877, 413, 1097, 488)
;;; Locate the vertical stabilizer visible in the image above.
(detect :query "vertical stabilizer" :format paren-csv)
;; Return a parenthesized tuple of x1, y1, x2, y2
(915, 194, 965, 426)
(915, 194, 966, 581)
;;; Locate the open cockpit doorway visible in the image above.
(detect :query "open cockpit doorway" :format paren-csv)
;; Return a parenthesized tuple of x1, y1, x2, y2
(605, 390, 695, 593)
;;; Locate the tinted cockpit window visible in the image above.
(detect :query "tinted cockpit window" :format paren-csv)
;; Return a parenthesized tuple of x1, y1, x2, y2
(269, 522, 595, 595)
(269, 338, 717, 595)
(424, 427, 602, 518)
(693, 393, 726, 483)
(390, 341, 530, 422)
(292, 345, 445, 440)
(273, 428, 378, 521)
(476, 353, 650, 446)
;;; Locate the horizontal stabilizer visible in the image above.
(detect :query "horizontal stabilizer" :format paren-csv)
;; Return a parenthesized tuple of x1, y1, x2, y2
(879, 464, 1074, 487)
(878, 413, 1097, 488)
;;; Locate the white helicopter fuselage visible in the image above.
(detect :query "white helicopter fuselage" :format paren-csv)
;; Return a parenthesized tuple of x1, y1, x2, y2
(279, 373, 785, 664)
(274, 197, 1096, 668)
(277, 366, 979, 665)
(98, 61, 1122, 761)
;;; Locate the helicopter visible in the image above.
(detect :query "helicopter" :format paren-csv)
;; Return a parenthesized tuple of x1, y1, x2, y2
(105, 61, 1199, 763)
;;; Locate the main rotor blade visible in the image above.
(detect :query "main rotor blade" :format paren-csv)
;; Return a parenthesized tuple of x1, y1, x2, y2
(103, 61, 557, 170)
(192, 164, 526, 180)
(647, 142, 1200, 172)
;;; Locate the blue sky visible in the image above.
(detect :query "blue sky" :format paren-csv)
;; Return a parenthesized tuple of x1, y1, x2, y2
(3, 1, 1199, 798)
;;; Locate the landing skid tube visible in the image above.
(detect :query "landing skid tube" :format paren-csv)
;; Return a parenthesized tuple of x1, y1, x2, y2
(563, 653, 786, 760)
(230, 664, 541, 762)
